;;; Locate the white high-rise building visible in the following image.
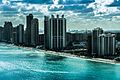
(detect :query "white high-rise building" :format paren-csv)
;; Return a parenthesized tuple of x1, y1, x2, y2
(98, 33, 116, 56)
(92, 27, 103, 55)
(44, 15, 66, 51)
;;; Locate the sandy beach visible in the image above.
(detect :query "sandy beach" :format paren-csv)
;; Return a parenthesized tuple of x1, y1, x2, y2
(41, 50, 120, 65)
(12, 44, 120, 65)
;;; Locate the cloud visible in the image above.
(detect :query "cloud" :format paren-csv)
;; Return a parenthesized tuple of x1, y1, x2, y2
(87, 0, 119, 16)
(2, 0, 10, 4)
(52, 0, 59, 5)
(0, 0, 120, 30)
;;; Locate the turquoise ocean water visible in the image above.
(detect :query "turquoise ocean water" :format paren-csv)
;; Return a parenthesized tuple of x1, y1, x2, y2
(0, 43, 120, 80)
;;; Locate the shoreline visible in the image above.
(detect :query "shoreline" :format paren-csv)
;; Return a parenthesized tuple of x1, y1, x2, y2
(0, 43, 119, 65)
(42, 50, 120, 65)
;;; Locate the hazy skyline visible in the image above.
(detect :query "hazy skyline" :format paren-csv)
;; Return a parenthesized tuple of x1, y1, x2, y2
(0, 0, 120, 30)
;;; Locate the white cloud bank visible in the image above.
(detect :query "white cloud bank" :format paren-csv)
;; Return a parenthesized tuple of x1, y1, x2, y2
(88, 0, 119, 16)
(0, 0, 120, 30)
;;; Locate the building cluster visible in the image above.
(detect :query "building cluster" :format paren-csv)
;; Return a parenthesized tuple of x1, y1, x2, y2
(0, 14, 41, 47)
(0, 14, 119, 58)
(91, 28, 116, 57)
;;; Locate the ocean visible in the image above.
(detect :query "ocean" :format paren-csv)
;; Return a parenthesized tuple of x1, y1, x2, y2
(0, 43, 119, 80)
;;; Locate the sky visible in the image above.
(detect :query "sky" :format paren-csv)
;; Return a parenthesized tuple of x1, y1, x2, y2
(0, 0, 120, 31)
